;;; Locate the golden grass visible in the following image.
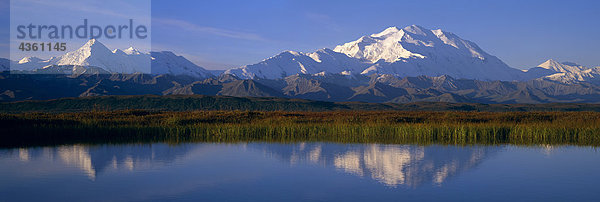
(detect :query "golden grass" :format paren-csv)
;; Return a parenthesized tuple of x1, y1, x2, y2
(2, 110, 599, 147)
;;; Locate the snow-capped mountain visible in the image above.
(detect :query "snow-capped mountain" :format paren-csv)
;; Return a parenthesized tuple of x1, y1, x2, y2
(123, 47, 144, 55)
(11, 39, 212, 78)
(527, 59, 600, 84)
(225, 25, 525, 81)
(54, 39, 150, 73)
(15, 57, 56, 71)
(150, 51, 213, 78)
(538, 59, 588, 73)
(4, 26, 600, 104)
(224, 48, 371, 79)
(334, 25, 524, 81)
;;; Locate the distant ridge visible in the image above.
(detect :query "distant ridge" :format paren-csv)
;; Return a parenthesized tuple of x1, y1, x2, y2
(3, 94, 600, 113)
(3, 25, 600, 104)
(2, 72, 600, 104)
(10, 39, 213, 78)
(225, 25, 524, 81)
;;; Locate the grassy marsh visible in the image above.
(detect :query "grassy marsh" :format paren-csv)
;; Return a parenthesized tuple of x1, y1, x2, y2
(2, 110, 600, 148)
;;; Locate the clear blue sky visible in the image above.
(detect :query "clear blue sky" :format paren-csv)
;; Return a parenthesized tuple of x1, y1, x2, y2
(2, 0, 599, 70)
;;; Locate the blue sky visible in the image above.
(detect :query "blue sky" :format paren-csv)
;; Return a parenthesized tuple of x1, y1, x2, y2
(2, 0, 600, 70)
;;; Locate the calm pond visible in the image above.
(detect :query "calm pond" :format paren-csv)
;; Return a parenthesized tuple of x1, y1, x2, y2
(1, 143, 598, 201)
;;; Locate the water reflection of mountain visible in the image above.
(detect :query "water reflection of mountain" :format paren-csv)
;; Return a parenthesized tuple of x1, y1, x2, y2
(254, 143, 501, 188)
(11, 144, 195, 180)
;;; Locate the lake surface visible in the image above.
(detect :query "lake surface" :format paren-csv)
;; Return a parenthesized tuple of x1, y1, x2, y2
(1, 143, 598, 201)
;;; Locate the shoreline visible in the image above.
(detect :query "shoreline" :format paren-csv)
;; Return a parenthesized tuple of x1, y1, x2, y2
(2, 110, 599, 148)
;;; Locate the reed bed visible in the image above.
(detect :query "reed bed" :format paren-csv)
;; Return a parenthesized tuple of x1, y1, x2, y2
(1, 110, 599, 147)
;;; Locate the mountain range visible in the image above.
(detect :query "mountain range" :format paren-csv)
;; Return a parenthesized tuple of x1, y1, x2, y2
(10, 39, 213, 78)
(2, 25, 600, 104)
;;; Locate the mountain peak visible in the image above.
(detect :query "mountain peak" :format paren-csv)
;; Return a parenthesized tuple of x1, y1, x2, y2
(87, 38, 97, 45)
(538, 59, 588, 73)
(10, 39, 212, 78)
(150, 51, 212, 78)
(282, 50, 301, 56)
(113, 49, 126, 55)
(386, 26, 402, 31)
(539, 59, 570, 68)
(78, 39, 111, 54)
(370, 25, 432, 38)
(402, 24, 429, 35)
(18, 56, 43, 64)
(335, 25, 442, 62)
(540, 59, 580, 66)
(542, 59, 558, 64)
(372, 26, 402, 37)
(223, 24, 524, 81)
(124, 47, 143, 55)
(55, 39, 148, 74)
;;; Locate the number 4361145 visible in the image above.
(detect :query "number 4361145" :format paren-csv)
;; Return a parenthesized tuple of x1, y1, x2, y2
(18, 42, 66, 51)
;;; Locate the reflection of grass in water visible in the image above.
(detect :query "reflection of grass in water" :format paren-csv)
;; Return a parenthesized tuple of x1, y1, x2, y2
(1, 110, 599, 147)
